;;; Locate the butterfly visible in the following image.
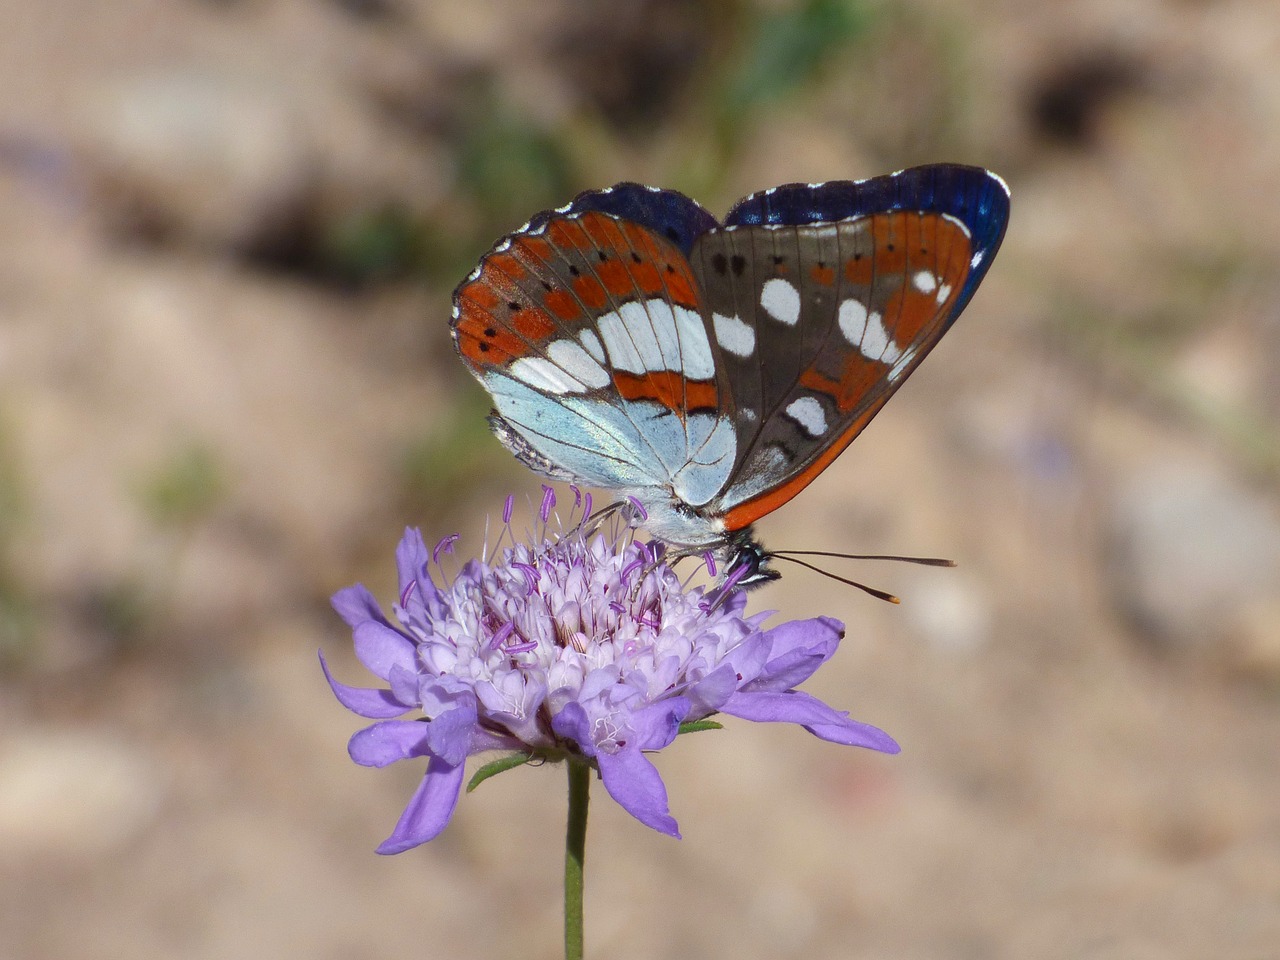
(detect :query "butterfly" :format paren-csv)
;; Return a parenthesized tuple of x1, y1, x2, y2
(451, 163, 1010, 587)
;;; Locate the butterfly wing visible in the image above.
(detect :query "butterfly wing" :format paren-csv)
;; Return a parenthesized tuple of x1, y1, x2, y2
(451, 186, 738, 513)
(691, 164, 1010, 530)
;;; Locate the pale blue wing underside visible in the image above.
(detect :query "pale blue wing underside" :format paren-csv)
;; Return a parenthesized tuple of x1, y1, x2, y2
(484, 374, 736, 508)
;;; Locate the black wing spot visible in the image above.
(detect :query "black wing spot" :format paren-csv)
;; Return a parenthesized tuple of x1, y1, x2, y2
(597, 250, 608, 262)
(817, 260, 826, 268)
(507, 301, 521, 311)
(886, 243, 896, 252)
(541, 280, 553, 291)
(631, 251, 642, 263)
(665, 264, 676, 273)
(712, 252, 728, 275)
(568, 264, 581, 276)
(478, 342, 491, 353)
(730, 254, 746, 276)
(772, 255, 785, 265)
(483, 327, 497, 337)
(665, 227, 680, 242)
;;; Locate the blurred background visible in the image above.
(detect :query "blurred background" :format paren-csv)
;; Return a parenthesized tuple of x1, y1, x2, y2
(2, 0, 1279, 957)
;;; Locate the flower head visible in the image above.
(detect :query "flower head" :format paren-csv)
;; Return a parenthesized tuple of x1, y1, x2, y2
(323, 490, 898, 854)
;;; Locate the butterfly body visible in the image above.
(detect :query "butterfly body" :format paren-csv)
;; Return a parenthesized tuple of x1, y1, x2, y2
(452, 164, 1010, 583)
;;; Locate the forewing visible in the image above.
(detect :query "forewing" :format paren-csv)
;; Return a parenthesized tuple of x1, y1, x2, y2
(451, 196, 735, 506)
(694, 165, 1010, 529)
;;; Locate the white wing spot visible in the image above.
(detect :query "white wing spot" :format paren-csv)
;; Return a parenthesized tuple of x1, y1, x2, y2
(785, 397, 828, 437)
(912, 270, 937, 294)
(971, 250, 985, 268)
(838, 298, 870, 345)
(509, 357, 587, 394)
(712, 312, 756, 357)
(579, 329, 606, 363)
(595, 300, 714, 379)
(547, 339, 611, 389)
(839, 299, 901, 363)
(760, 278, 801, 325)
(935, 283, 953, 304)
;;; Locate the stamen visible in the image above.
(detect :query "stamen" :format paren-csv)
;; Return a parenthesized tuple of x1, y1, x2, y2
(432, 534, 460, 565)
(505, 639, 538, 654)
(486, 621, 515, 653)
(570, 484, 582, 508)
(619, 557, 645, 584)
(511, 562, 540, 595)
(540, 485, 556, 523)
(703, 552, 717, 577)
(503, 494, 515, 524)
(399, 578, 418, 610)
(626, 495, 648, 522)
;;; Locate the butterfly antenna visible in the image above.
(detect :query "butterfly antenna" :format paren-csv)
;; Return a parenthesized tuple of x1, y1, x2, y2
(770, 554, 901, 604)
(771, 550, 956, 567)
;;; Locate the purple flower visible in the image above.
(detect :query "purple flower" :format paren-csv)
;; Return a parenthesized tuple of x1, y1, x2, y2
(322, 500, 898, 854)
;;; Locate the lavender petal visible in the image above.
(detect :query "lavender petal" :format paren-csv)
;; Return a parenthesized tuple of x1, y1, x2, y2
(375, 757, 466, 854)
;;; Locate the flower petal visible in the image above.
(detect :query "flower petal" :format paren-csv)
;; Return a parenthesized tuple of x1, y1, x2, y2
(349, 719, 431, 767)
(396, 527, 448, 621)
(320, 651, 410, 719)
(805, 717, 900, 753)
(722, 689, 897, 753)
(376, 756, 466, 854)
(331, 584, 387, 629)
(353, 620, 417, 681)
(626, 699, 691, 751)
(395, 527, 429, 593)
(682, 663, 740, 719)
(550, 701, 594, 755)
(747, 617, 844, 691)
(597, 748, 681, 838)
(425, 703, 479, 767)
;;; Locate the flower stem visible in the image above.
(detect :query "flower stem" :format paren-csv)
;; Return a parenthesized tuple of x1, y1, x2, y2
(564, 760, 590, 960)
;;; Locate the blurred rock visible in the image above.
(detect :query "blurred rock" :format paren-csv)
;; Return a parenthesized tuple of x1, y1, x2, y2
(1222, 597, 1280, 686)
(74, 67, 445, 268)
(902, 571, 994, 655)
(80, 70, 318, 249)
(1107, 459, 1280, 650)
(0, 729, 162, 859)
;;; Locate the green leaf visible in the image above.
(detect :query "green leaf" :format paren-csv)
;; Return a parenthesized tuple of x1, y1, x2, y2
(677, 719, 724, 736)
(467, 752, 535, 792)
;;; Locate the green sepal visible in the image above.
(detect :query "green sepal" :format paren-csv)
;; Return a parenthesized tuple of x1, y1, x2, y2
(466, 752, 535, 792)
(677, 719, 724, 735)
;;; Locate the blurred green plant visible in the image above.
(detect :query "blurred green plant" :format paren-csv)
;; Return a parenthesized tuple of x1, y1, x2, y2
(0, 413, 39, 669)
(138, 441, 227, 529)
(718, 0, 877, 132)
(398, 389, 517, 522)
(687, 0, 880, 184)
(322, 204, 427, 289)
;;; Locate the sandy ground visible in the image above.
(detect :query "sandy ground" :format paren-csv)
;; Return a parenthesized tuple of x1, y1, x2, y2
(1, 1, 1279, 958)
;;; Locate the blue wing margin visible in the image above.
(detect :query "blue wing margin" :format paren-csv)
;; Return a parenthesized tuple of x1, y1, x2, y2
(723, 164, 1010, 319)
(524, 182, 720, 257)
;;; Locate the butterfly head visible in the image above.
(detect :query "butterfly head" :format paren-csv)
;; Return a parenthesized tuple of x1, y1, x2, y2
(722, 529, 781, 591)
